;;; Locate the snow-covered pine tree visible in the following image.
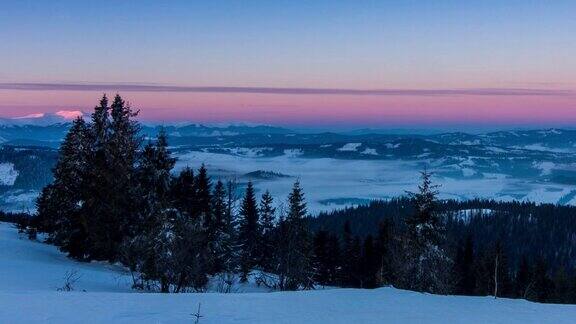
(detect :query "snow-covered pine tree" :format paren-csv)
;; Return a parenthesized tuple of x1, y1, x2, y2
(258, 190, 276, 271)
(136, 129, 176, 226)
(402, 170, 452, 294)
(83, 94, 142, 261)
(121, 130, 180, 292)
(171, 167, 196, 216)
(35, 117, 91, 259)
(210, 180, 232, 274)
(238, 181, 260, 282)
(91, 94, 111, 147)
(194, 164, 212, 226)
(276, 181, 313, 290)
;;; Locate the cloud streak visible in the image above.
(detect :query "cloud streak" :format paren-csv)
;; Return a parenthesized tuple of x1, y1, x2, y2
(0, 82, 573, 97)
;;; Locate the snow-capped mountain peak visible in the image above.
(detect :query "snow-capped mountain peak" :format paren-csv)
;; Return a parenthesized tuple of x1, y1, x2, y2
(0, 110, 86, 126)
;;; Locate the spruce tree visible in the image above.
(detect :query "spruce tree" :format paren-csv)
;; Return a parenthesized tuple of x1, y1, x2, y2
(238, 181, 260, 282)
(258, 190, 276, 270)
(136, 129, 176, 224)
(211, 180, 232, 273)
(36, 117, 91, 258)
(276, 181, 313, 290)
(194, 164, 212, 226)
(108, 94, 141, 237)
(83, 94, 141, 261)
(171, 167, 196, 217)
(402, 170, 451, 293)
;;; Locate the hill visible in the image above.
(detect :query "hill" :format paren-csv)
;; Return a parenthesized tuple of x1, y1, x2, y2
(0, 222, 575, 323)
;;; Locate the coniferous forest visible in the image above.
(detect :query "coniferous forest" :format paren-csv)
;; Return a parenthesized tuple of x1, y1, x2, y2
(13, 95, 576, 303)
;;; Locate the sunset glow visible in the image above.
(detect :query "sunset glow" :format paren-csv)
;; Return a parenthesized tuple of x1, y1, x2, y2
(0, 1, 574, 130)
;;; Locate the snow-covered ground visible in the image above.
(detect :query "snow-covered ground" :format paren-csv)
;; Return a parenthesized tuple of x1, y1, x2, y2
(1, 222, 576, 323)
(0, 162, 18, 186)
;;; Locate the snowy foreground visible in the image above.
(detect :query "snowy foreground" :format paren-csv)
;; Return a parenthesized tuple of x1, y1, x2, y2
(1, 222, 576, 323)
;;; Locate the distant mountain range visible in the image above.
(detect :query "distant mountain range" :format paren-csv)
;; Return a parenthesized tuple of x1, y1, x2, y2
(0, 117, 294, 147)
(2, 119, 576, 212)
(1, 113, 576, 151)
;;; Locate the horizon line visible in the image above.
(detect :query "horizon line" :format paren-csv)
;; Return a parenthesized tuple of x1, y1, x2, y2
(1, 82, 574, 97)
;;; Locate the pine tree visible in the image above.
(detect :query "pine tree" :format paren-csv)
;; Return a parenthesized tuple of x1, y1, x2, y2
(121, 131, 184, 292)
(212, 180, 227, 230)
(91, 94, 111, 146)
(36, 117, 91, 258)
(83, 94, 141, 261)
(238, 181, 260, 282)
(108, 94, 141, 236)
(258, 190, 276, 271)
(135, 132, 175, 223)
(276, 181, 313, 290)
(171, 167, 196, 217)
(210, 180, 231, 273)
(194, 164, 212, 226)
(402, 170, 451, 294)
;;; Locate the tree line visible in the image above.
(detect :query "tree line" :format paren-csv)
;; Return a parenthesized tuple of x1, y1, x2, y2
(18, 95, 576, 303)
(309, 198, 576, 303)
(31, 95, 312, 292)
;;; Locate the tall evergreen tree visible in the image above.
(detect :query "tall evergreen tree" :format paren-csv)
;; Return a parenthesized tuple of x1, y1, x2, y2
(171, 167, 196, 217)
(194, 164, 212, 226)
(83, 94, 142, 260)
(258, 190, 276, 270)
(91, 94, 111, 147)
(238, 181, 260, 282)
(136, 132, 175, 221)
(36, 117, 91, 258)
(402, 170, 451, 294)
(211, 180, 232, 273)
(276, 181, 313, 290)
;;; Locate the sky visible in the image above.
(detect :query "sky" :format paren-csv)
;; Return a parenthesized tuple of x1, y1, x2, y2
(0, 1, 574, 130)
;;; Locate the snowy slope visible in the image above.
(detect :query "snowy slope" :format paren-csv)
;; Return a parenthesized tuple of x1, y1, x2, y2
(0, 163, 18, 186)
(1, 222, 576, 323)
(0, 222, 133, 293)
